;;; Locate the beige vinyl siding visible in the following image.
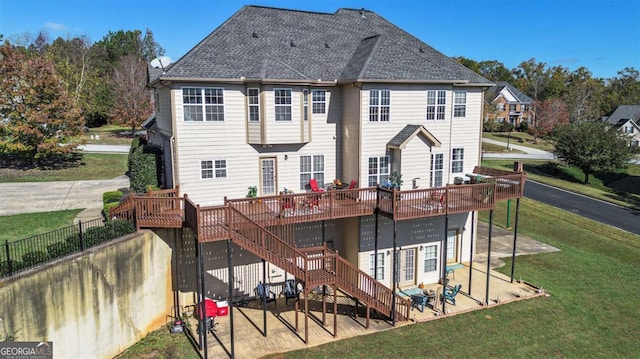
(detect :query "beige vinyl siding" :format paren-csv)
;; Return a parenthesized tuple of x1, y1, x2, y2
(341, 85, 361, 185)
(155, 87, 173, 135)
(359, 85, 483, 187)
(262, 85, 304, 144)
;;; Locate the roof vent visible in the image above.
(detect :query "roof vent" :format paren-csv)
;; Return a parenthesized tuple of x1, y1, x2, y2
(252, 32, 258, 38)
(290, 41, 296, 47)
(325, 43, 330, 48)
(419, 48, 424, 53)
(360, 8, 366, 18)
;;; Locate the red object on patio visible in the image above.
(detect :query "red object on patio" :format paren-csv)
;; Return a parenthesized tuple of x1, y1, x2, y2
(216, 300, 229, 316)
(197, 298, 218, 320)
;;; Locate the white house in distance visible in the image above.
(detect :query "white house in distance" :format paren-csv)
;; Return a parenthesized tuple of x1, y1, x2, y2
(144, 6, 523, 305)
(601, 105, 640, 148)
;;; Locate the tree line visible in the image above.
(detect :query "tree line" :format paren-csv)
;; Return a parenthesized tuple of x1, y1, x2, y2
(0, 30, 163, 166)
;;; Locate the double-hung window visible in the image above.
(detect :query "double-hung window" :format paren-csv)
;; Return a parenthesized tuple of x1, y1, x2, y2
(430, 153, 443, 187)
(369, 253, 384, 280)
(183, 87, 224, 121)
(426, 90, 446, 120)
(201, 160, 227, 179)
(248, 88, 260, 122)
(274, 88, 292, 121)
(312, 90, 326, 114)
(451, 148, 464, 173)
(299, 155, 324, 190)
(624, 125, 634, 134)
(424, 245, 438, 272)
(453, 91, 466, 118)
(368, 156, 390, 186)
(369, 89, 390, 121)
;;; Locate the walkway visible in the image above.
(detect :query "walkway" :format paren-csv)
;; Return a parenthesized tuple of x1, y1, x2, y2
(77, 144, 130, 153)
(482, 138, 555, 160)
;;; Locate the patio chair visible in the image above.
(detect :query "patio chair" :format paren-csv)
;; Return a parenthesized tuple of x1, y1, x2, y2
(309, 179, 325, 192)
(443, 284, 462, 306)
(283, 279, 301, 305)
(256, 282, 276, 307)
(411, 294, 428, 313)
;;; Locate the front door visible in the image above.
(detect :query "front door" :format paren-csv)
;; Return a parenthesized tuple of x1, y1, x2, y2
(395, 248, 416, 287)
(260, 157, 277, 196)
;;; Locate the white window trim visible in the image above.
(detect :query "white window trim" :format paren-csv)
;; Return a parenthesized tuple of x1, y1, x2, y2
(426, 90, 446, 121)
(453, 91, 466, 118)
(430, 153, 444, 187)
(182, 87, 225, 122)
(368, 156, 390, 186)
(200, 159, 227, 179)
(312, 89, 326, 114)
(369, 252, 385, 280)
(247, 88, 260, 122)
(274, 88, 292, 122)
(299, 155, 325, 190)
(369, 89, 390, 122)
(451, 148, 464, 174)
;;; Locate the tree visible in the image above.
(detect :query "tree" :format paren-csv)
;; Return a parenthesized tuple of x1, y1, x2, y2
(529, 98, 569, 140)
(554, 121, 633, 184)
(563, 67, 604, 122)
(0, 43, 84, 166)
(604, 67, 640, 114)
(109, 55, 153, 134)
(478, 60, 514, 83)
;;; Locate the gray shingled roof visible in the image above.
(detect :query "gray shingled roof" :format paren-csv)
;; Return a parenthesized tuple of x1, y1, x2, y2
(602, 105, 640, 126)
(387, 125, 441, 148)
(157, 6, 492, 84)
(487, 81, 533, 104)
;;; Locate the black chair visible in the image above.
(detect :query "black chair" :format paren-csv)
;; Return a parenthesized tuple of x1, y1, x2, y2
(283, 279, 301, 305)
(256, 281, 276, 307)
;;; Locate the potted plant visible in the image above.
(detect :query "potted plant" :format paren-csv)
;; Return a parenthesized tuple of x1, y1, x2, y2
(246, 186, 258, 201)
(389, 171, 403, 189)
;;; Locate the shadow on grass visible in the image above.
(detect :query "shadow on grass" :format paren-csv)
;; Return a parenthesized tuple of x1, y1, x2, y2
(0, 152, 84, 171)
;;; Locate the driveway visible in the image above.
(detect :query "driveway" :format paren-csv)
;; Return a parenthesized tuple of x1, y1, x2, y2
(0, 176, 130, 216)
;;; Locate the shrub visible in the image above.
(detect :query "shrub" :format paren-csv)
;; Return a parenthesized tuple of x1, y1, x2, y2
(500, 122, 514, 132)
(103, 202, 121, 219)
(128, 140, 161, 193)
(21, 251, 49, 267)
(83, 220, 135, 248)
(103, 190, 124, 205)
(47, 241, 76, 258)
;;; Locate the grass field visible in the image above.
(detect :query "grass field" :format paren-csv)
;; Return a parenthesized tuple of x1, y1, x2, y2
(483, 132, 555, 152)
(0, 210, 82, 242)
(114, 326, 200, 359)
(264, 199, 640, 358)
(0, 153, 127, 183)
(481, 142, 525, 153)
(82, 124, 135, 146)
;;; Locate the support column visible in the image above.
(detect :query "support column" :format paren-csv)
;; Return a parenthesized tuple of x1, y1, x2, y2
(333, 284, 338, 338)
(227, 239, 235, 359)
(510, 198, 521, 282)
(485, 209, 494, 305)
(198, 242, 208, 359)
(195, 238, 203, 350)
(441, 214, 448, 314)
(468, 211, 475, 295)
(304, 288, 309, 344)
(374, 210, 379, 280)
(391, 219, 397, 326)
(262, 259, 267, 336)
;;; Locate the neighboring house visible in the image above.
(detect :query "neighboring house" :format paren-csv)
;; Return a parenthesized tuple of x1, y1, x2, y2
(601, 105, 640, 148)
(144, 6, 520, 301)
(485, 82, 533, 129)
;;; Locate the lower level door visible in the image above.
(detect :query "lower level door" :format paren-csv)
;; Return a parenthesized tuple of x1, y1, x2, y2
(395, 248, 416, 287)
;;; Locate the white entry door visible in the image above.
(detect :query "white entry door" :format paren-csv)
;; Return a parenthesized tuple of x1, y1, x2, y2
(395, 248, 416, 287)
(260, 158, 276, 196)
(447, 230, 458, 263)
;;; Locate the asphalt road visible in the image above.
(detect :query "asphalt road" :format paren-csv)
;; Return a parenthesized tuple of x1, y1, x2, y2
(523, 180, 640, 235)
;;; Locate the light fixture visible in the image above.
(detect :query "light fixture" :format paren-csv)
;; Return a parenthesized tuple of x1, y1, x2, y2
(284, 154, 288, 160)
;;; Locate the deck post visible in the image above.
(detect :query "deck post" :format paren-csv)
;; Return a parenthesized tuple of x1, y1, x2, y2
(485, 209, 494, 305)
(227, 239, 235, 359)
(322, 288, 327, 325)
(304, 288, 309, 344)
(295, 296, 299, 332)
(391, 219, 397, 326)
(262, 258, 267, 336)
(195, 237, 203, 350)
(374, 209, 379, 280)
(510, 198, 521, 282)
(366, 305, 370, 329)
(468, 211, 475, 295)
(198, 242, 208, 358)
(442, 214, 448, 314)
(333, 283, 338, 337)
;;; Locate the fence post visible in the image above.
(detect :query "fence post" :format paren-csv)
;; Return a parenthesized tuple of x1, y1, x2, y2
(78, 220, 84, 251)
(4, 240, 12, 276)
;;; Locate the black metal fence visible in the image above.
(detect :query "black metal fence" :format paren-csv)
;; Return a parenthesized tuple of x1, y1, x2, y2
(0, 218, 135, 278)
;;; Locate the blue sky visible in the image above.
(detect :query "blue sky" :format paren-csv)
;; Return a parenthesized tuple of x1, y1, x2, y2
(1, 0, 638, 79)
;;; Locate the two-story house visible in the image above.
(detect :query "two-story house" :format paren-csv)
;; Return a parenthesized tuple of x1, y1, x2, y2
(485, 81, 533, 129)
(140, 6, 524, 325)
(601, 105, 640, 148)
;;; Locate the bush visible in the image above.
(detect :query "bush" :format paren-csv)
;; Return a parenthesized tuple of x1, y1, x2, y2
(47, 241, 76, 258)
(500, 122, 514, 132)
(83, 220, 135, 248)
(103, 190, 124, 205)
(21, 251, 49, 267)
(128, 139, 161, 193)
(103, 202, 121, 219)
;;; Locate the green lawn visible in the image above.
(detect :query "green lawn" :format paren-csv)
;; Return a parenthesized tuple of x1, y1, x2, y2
(482, 142, 525, 154)
(82, 124, 135, 146)
(483, 132, 555, 152)
(114, 325, 199, 359)
(482, 159, 640, 209)
(0, 153, 127, 183)
(265, 199, 640, 358)
(0, 210, 82, 243)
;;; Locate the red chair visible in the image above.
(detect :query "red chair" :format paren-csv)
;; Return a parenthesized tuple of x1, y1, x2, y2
(348, 180, 357, 189)
(309, 179, 324, 192)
